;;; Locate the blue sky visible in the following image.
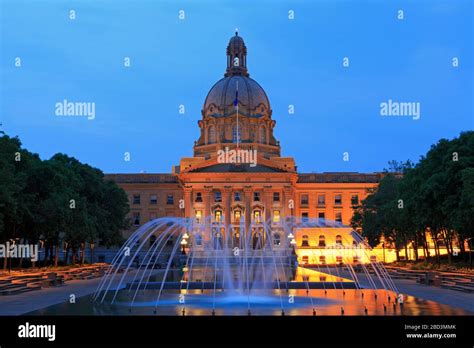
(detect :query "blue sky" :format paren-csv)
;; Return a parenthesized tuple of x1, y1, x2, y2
(0, 0, 472, 174)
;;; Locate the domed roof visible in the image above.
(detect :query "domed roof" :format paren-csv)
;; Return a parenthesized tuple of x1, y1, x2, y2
(203, 75, 270, 118)
(202, 32, 271, 118)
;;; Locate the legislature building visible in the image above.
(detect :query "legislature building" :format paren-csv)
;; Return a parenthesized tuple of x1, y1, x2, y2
(105, 33, 392, 265)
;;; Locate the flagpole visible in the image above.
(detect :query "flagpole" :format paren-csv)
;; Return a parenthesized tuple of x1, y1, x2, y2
(236, 80, 239, 148)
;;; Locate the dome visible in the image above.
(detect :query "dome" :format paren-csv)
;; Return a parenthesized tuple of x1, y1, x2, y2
(202, 32, 271, 118)
(203, 75, 270, 118)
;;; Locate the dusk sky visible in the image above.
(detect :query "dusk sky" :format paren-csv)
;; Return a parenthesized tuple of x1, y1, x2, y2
(1, 0, 472, 174)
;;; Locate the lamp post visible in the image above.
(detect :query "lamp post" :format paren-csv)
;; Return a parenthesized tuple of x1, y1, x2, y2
(181, 238, 188, 255)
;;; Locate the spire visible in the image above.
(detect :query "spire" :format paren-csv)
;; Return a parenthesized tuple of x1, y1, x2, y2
(225, 30, 249, 77)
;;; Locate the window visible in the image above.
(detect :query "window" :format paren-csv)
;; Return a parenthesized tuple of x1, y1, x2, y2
(302, 256, 309, 264)
(353, 256, 360, 264)
(334, 194, 342, 205)
(273, 192, 280, 202)
(195, 192, 203, 202)
(214, 191, 222, 203)
(335, 212, 342, 223)
(319, 255, 326, 265)
(234, 210, 241, 223)
(234, 192, 241, 202)
(336, 256, 343, 264)
(318, 235, 326, 247)
(318, 212, 325, 219)
(253, 192, 260, 202)
(195, 210, 202, 223)
(273, 233, 281, 246)
(301, 212, 309, 222)
(195, 234, 203, 246)
(149, 194, 157, 205)
(132, 212, 140, 226)
(214, 210, 222, 223)
(336, 235, 343, 245)
(166, 195, 174, 205)
(301, 235, 309, 247)
(133, 194, 141, 205)
(253, 211, 261, 223)
(259, 126, 266, 143)
(272, 210, 280, 223)
(317, 194, 325, 206)
(300, 194, 309, 206)
(208, 126, 216, 144)
(351, 194, 359, 205)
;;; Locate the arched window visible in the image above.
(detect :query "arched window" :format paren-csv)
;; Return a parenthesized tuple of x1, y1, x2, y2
(232, 124, 241, 143)
(319, 255, 326, 265)
(208, 125, 216, 144)
(253, 210, 261, 224)
(259, 126, 266, 143)
(273, 233, 281, 246)
(336, 235, 343, 245)
(318, 235, 326, 247)
(302, 235, 309, 247)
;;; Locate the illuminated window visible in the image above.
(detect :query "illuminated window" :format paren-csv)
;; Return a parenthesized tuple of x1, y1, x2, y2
(234, 210, 241, 224)
(272, 210, 280, 223)
(302, 235, 309, 247)
(214, 210, 222, 223)
(195, 210, 202, 223)
(318, 235, 326, 247)
(253, 211, 261, 223)
(319, 255, 326, 265)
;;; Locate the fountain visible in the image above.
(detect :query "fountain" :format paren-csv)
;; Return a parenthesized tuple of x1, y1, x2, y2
(92, 216, 407, 315)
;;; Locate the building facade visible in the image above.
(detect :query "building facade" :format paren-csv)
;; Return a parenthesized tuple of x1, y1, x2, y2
(106, 33, 388, 264)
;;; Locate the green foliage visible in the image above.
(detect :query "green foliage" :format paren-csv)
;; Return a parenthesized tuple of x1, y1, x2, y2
(0, 134, 129, 256)
(352, 131, 474, 260)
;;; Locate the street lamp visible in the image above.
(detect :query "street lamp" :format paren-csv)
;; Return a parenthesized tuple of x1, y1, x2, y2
(181, 238, 188, 255)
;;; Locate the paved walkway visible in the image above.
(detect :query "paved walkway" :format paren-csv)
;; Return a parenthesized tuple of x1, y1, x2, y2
(0, 277, 104, 315)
